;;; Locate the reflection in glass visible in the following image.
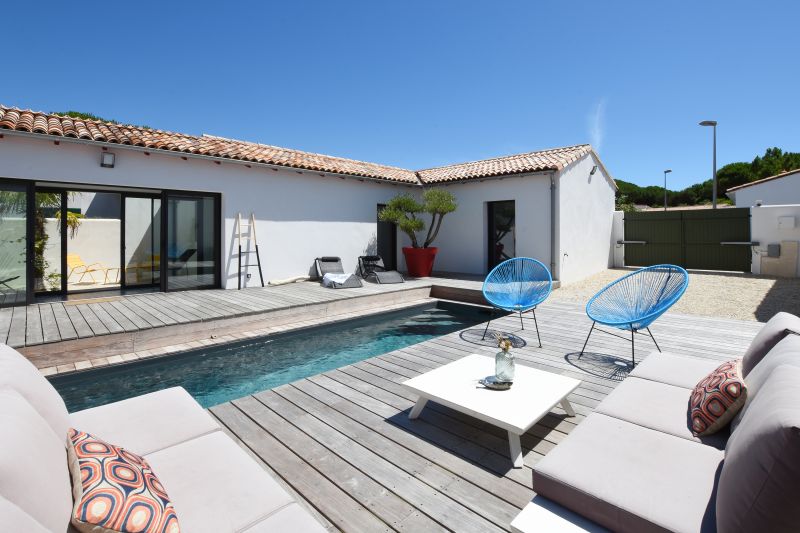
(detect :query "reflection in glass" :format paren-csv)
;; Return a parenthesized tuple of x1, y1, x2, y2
(167, 196, 216, 290)
(66, 192, 121, 291)
(0, 185, 28, 305)
(124, 197, 161, 287)
(488, 200, 516, 270)
(35, 192, 63, 292)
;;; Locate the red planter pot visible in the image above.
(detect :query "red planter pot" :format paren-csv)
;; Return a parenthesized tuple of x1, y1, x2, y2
(403, 247, 438, 278)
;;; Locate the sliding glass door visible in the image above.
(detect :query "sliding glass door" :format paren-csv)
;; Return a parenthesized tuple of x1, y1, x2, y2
(0, 183, 29, 306)
(165, 194, 219, 290)
(124, 196, 161, 287)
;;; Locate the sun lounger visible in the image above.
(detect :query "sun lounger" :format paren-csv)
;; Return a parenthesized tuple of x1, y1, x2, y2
(315, 256, 362, 288)
(358, 255, 404, 284)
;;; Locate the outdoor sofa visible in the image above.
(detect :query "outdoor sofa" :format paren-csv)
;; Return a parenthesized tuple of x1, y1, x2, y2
(516, 312, 800, 533)
(0, 344, 327, 533)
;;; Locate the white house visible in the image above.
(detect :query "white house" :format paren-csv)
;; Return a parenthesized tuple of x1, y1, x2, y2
(0, 105, 616, 304)
(726, 169, 800, 207)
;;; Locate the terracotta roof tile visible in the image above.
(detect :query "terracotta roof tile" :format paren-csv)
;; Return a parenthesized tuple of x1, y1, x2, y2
(726, 168, 800, 193)
(416, 144, 594, 183)
(0, 105, 605, 186)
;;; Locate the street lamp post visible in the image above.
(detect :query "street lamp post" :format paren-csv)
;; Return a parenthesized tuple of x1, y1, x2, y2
(663, 169, 672, 211)
(699, 120, 718, 208)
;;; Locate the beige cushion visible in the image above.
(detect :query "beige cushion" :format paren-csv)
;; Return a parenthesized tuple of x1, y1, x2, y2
(241, 503, 328, 532)
(628, 352, 720, 389)
(69, 387, 219, 455)
(67, 428, 180, 533)
(0, 343, 70, 439)
(533, 413, 722, 533)
(0, 388, 73, 533)
(731, 334, 800, 431)
(595, 376, 728, 449)
(0, 495, 52, 533)
(741, 312, 800, 376)
(144, 432, 304, 533)
(689, 360, 746, 437)
(716, 365, 800, 533)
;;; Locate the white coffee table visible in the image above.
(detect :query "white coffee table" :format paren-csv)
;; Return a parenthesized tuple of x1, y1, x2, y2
(403, 354, 581, 468)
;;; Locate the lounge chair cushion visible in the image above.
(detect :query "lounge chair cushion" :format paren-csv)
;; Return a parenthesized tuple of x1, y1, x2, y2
(0, 496, 52, 533)
(144, 432, 301, 533)
(69, 387, 220, 456)
(688, 359, 746, 437)
(716, 365, 800, 533)
(0, 343, 71, 439)
(66, 428, 180, 533)
(628, 352, 720, 389)
(595, 376, 728, 449)
(240, 503, 328, 532)
(731, 334, 800, 431)
(741, 312, 800, 376)
(533, 413, 722, 533)
(0, 388, 73, 533)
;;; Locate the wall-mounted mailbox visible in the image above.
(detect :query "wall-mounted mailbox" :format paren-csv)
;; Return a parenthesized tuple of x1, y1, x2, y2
(778, 216, 796, 229)
(767, 243, 781, 258)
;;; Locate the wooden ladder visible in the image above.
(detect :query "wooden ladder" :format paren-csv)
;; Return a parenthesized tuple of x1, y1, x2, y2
(236, 212, 265, 289)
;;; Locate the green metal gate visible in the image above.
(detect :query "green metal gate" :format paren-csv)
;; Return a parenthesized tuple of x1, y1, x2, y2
(623, 208, 752, 271)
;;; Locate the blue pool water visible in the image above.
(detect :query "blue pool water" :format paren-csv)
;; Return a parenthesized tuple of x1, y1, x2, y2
(50, 302, 487, 411)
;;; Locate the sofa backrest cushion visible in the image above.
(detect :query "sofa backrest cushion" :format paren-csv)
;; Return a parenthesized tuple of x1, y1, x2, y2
(741, 312, 800, 376)
(0, 495, 52, 533)
(732, 334, 800, 432)
(0, 344, 70, 439)
(0, 388, 73, 533)
(716, 364, 800, 533)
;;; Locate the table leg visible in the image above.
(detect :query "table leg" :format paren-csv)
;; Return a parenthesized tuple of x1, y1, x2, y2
(508, 431, 523, 468)
(560, 398, 576, 417)
(408, 397, 428, 419)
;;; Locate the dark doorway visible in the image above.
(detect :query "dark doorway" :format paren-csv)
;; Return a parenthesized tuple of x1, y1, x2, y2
(377, 204, 397, 270)
(488, 200, 515, 271)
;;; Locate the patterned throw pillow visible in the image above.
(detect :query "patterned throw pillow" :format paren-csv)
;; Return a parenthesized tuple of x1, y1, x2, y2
(689, 359, 747, 437)
(67, 428, 180, 533)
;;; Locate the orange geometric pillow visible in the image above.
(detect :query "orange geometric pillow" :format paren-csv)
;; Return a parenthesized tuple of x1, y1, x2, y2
(689, 359, 747, 437)
(66, 428, 181, 533)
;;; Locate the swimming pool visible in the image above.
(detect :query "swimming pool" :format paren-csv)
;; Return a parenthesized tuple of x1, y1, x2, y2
(50, 301, 488, 411)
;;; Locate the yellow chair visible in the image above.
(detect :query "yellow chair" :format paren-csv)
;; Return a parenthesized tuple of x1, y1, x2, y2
(66, 254, 120, 284)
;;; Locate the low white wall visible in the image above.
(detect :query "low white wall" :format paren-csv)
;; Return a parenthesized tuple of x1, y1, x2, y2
(557, 154, 617, 284)
(424, 174, 552, 275)
(733, 172, 800, 207)
(750, 205, 800, 277)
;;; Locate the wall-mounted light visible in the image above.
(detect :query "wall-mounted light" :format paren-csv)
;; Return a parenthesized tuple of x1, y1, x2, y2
(100, 152, 115, 168)
(590, 165, 598, 175)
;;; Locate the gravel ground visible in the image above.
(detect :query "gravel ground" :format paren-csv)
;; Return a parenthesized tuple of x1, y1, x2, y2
(551, 268, 800, 322)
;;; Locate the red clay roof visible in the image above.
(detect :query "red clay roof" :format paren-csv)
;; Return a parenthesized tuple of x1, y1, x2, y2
(417, 144, 594, 183)
(0, 105, 602, 185)
(726, 168, 800, 193)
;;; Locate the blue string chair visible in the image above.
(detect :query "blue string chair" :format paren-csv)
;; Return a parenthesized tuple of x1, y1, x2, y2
(579, 264, 689, 366)
(481, 258, 553, 347)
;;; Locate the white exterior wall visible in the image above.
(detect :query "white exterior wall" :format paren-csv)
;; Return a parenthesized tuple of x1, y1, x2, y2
(0, 134, 414, 288)
(750, 205, 800, 277)
(556, 154, 617, 284)
(731, 173, 800, 207)
(423, 174, 552, 275)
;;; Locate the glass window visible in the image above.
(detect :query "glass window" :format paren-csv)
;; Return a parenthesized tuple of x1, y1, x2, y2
(0, 184, 28, 305)
(166, 195, 217, 290)
(66, 192, 121, 291)
(124, 197, 161, 287)
(35, 191, 63, 293)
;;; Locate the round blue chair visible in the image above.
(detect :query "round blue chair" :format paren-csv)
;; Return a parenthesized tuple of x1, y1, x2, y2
(481, 258, 553, 347)
(579, 264, 689, 365)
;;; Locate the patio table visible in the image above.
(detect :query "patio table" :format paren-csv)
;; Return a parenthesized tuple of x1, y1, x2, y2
(403, 354, 580, 468)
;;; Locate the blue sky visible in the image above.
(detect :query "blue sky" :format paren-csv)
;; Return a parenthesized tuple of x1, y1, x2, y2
(3, 1, 797, 189)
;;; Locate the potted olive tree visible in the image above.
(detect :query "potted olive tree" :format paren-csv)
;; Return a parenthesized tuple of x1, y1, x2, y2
(379, 189, 457, 277)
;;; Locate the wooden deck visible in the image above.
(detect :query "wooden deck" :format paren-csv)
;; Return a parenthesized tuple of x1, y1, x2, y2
(208, 300, 763, 532)
(1, 276, 484, 349)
